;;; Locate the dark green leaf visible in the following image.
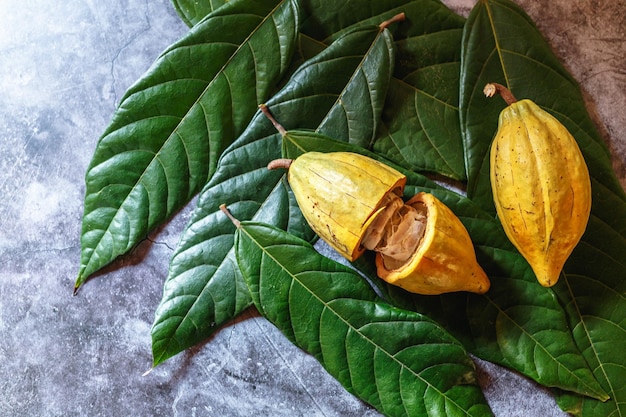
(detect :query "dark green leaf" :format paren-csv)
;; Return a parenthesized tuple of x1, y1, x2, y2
(234, 221, 493, 417)
(151, 22, 397, 364)
(76, 0, 299, 288)
(300, 0, 413, 43)
(151, 129, 306, 365)
(170, 0, 228, 27)
(272, 25, 397, 148)
(370, 0, 468, 181)
(459, 0, 626, 412)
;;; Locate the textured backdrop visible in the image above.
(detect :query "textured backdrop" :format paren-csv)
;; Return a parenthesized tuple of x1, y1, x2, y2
(0, 0, 624, 415)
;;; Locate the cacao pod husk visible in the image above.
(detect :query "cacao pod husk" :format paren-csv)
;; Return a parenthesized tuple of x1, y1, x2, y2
(489, 97, 592, 287)
(286, 151, 406, 261)
(375, 192, 490, 295)
(277, 151, 490, 295)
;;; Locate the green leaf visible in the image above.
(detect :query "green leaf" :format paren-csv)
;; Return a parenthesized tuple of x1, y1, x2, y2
(234, 221, 494, 417)
(76, 0, 299, 288)
(170, 0, 229, 27)
(552, 223, 626, 415)
(300, 0, 414, 43)
(375, 28, 466, 180)
(286, 24, 397, 148)
(458, 0, 626, 412)
(151, 129, 306, 366)
(151, 22, 397, 364)
(550, 178, 626, 415)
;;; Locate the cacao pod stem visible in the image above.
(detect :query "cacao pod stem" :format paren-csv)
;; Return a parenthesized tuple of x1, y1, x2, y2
(484, 82, 517, 106)
(268, 159, 293, 170)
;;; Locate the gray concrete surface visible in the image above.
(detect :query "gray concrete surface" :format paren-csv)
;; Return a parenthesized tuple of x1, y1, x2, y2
(0, 0, 623, 416)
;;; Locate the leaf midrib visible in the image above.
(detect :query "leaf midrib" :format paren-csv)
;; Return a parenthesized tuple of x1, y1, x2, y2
(79, 0, 291, 282)
(242, 227, 477, 416)
(484, 290, 609, 400)
(316, 26, 388, 144)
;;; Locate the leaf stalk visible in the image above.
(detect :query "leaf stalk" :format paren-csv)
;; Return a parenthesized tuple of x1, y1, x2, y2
(220, 204, 241, 228)
(379, 12, 406, 30)
(259, 104, 287, 136)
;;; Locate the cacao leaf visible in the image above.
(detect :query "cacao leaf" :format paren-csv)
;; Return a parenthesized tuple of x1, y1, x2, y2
(266, 23, 398, 148)
(76, 0, 299, 289)
(233, 220, 494, 417)
(170, 0, 228, 27)
(301, 0, 470, 179)
(375, 28, 466, 180)
(280, 131, 609, 402)
(151, 129, 306, 366)
(300, 0, 414, 43)
(174, 0, 470, 177)
(459, 0, 626, 413)
(151, 21, 396, 364)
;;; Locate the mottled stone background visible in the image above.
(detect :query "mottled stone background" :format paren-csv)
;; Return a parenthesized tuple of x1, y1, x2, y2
(0, 0, 623, 416)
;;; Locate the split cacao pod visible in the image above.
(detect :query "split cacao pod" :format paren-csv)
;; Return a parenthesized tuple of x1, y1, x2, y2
(270, 151, 490, 295)
(486, 83, 592, 287)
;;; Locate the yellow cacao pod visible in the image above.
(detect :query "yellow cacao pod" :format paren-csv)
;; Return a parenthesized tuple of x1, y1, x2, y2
(271, 151, 490, 295)
(285, 151, 406, 261)
(375, 192, 490, 295)
(488, 86, 592, 287)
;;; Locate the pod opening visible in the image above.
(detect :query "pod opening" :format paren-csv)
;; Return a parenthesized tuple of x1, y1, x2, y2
(362, 194, 428, 270)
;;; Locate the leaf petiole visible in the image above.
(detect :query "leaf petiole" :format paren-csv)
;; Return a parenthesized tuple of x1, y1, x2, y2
(219, 204, 240, 229)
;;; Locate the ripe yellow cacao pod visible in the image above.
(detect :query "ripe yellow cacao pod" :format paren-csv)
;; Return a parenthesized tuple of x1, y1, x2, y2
(374, 192, 491, 295)
(269, 151, 490, 295)
(281, 151, 407, 261)
(486, 83, 592, 287)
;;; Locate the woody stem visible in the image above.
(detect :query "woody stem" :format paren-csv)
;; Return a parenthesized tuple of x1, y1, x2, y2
(483, 82, 518, 106)
(379, 12, 406, 30)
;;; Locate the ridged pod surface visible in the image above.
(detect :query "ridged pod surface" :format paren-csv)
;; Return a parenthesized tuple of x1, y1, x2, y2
(489, 94, 592, 287)
(375, 192, 490, 295)
(271, 151, 490, 295)
(286, 151, 406, 261)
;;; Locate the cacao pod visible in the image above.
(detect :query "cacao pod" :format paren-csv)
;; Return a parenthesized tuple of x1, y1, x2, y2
(282, 151, 406, 261)
(486, 83, 592, 287)
(270, 151, 490, 295)
(374, 192, 491, 295)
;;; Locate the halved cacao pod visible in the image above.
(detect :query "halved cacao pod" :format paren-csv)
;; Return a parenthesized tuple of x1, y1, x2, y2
(375, 192, 490, 295)
(287, 152, 406, 261)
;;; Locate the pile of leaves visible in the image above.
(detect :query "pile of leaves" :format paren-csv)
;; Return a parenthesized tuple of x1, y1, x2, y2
(76, 0, 626, 415)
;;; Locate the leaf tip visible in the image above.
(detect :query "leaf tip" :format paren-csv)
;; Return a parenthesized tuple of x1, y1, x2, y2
(73, 277, 83, 296)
